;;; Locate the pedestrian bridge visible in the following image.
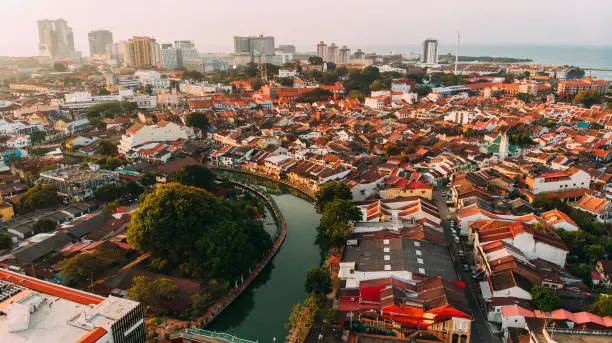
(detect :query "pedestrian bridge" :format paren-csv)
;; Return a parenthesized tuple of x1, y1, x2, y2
(171, 328, 258, 343)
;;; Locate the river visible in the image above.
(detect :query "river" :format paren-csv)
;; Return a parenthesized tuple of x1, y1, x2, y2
(207, 176, 322, 342)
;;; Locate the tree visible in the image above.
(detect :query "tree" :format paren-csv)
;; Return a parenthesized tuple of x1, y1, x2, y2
(305, 266, 332, 296)
(319, 199, 362, 246)
(182, 70, 205, 82)
(278, 77, 294, 87)
(52, 63, 67, 72)
(573, 90, 602, 108)
(140, 172, 157, 186)
(96, 140, 118, 156)
(530, 285, 560, 312)
(127, 276, 178, 310)
(186, 112, 210, 131)
(173, 165, 216, 191)
(33, 218, 57, 234)
(517, 93, 535, 103)
(126, 183, 272, 279)
(348, 90, 365, 101)
(30, 130, 46, 143)
(95, 184, 121, 203)
(413, 86, 432, 97)
(463, 128, 475, 138)
(315, 181, 352, 212)
(369, 80, 386, 92)
(58, 253, 106, 280)
(584, 296, 612, 316)
(295, 88, 333, 103)
(308, 56, 323, 65)
(0, 231, 12, 250)
(287, 295, 318, 331)
(17, 184, 58, 213)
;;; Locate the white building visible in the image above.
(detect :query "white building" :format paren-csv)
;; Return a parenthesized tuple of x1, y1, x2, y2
(134, 70, 170, 89)
(278, 69, 298, 78)
(0, 268, 145, 343)
(134, 95, 157, 109)
(6, 134, 31, 148)
(119, 121, 192, 153)
(474, 221, 568, 267)
(364, 97, 385, 110)
(526, 168, 590, 195)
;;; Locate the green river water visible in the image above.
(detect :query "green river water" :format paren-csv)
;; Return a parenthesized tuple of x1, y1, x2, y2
(207, 175, 322, 342)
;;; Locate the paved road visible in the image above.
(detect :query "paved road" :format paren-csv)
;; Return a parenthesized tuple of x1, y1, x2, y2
(433, 188, 501, 343)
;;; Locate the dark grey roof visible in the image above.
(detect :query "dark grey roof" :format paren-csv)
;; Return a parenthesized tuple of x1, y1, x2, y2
(13, 232, 72, 262)
(402, 238, 457, 281)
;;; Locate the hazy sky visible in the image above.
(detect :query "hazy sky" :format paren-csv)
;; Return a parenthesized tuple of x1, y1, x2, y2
(1, 0, 610, 56)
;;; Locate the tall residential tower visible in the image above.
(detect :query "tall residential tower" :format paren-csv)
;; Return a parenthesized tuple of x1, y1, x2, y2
(88, 29, 113, 56)
(420, 38, 438, 65)
(37, 19, 76, 58)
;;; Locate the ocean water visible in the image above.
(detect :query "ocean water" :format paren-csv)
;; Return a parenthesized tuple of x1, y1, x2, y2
(357, 44, 612, 80)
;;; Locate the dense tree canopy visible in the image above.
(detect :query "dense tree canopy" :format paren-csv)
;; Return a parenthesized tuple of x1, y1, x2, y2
(584, 296, 612, 316)
(315, 181, 353, 212)
(530, 285, 560, 312)
(308, 56, 324, 65)
(0, 231, 12, 250)
(319, 199, 362, 246)
(173, 165, 216, 191)
(296, 88, 333, 103)
(305, 266, 332, 296)
(95, 181, 144, 203)
(58, 253, 106, 280)
(17, 184, 58, 213)
(86, 101, 137, 120)
(573, 90, 602, 108)
(97, 140, 118, 156)
(33, 218, 57, 234)
(186, 112, 210, 131)
(127, 276, 177, 310)
(126, 183, 272, 280)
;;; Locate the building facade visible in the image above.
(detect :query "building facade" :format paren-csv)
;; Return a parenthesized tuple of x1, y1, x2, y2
(124, 36, 161, 68)
(37, 18, 76, 58)
(420, 38, 438, 65)
(88, 29, 113, 56)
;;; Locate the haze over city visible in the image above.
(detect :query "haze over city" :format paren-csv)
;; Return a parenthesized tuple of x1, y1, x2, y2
(1, 0, 611, 56)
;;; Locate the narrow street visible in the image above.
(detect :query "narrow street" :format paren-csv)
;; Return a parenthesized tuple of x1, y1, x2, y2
(433, 188, 501, 343)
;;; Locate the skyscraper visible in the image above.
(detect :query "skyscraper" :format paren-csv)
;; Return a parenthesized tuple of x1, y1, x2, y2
(327, 43, 339, 63)
(339, 45, 350, 64)
(233, 36, 274, 55)
(88, 30, 113, 56)
(277, 44, 296, 54)
(125, 36, 161, 68)
(420, 38, 438, 65)
(37, 19, 76, 58)
(160, 40, 199, 69)
(316, 41, 327, 61)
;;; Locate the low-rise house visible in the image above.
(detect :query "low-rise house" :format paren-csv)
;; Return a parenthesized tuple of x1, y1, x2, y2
(119, 121, 192, 154)
(525, 167, 591, 195)
(572, 194, 611, 222)
(7, 134, 31, 149)
(474, 221, 568, 267)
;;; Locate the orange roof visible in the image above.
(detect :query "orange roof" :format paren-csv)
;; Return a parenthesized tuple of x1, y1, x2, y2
(0, 268, 104, 305)
(76, 327, 108, 343)
(126, 123, 144, 135)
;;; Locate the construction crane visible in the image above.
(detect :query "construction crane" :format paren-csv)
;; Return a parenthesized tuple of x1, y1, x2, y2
(258, 33, 268, 82)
